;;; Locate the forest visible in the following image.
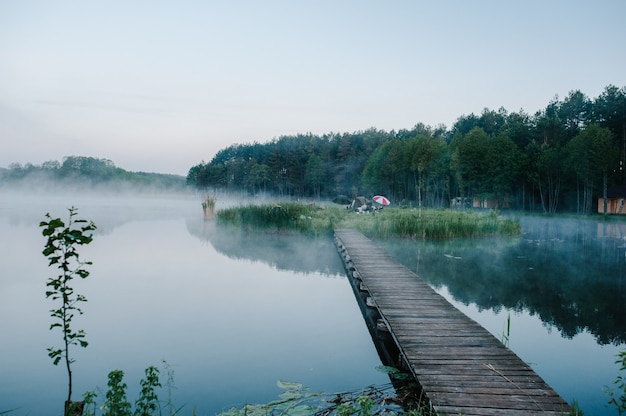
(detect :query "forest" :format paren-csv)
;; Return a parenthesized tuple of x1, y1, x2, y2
(0, 155, 186, 192)
(187, 85, 626, 214)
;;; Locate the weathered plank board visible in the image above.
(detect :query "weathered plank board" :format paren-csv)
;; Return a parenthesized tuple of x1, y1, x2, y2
(334, 229, 571, 416)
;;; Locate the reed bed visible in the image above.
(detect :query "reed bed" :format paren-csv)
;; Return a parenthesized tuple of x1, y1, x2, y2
(217, 203, 521, 239)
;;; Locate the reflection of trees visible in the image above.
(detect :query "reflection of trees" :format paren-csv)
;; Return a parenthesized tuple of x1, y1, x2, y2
(185, 218, 345, 276)
(380, 216, 626, 345)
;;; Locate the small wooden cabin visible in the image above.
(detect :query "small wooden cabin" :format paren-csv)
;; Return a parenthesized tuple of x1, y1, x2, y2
(598, 185, 626, 214)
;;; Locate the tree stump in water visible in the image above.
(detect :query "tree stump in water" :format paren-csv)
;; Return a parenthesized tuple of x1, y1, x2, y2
(65, 400, 84, 416)
(202, 196, 216, 219)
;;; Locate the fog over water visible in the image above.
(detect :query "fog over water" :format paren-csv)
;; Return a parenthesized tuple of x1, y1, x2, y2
(1, 190, 625, 415)
(0, 191, 388, 415)
(379, 216, 626, 346)
(378, 214, 626, 415)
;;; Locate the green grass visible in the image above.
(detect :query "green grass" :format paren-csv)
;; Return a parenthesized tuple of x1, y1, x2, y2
(216, 203, 521, 239)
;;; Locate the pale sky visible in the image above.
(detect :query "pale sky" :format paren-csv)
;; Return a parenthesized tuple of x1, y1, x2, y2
(1, 1, 625, 176)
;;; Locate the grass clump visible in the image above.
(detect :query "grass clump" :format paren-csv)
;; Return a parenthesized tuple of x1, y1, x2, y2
(217, 202, 343, 235)
(216, 203, 521, 239)
(606, 349, 626, 415)
(359, 208, 520, 239)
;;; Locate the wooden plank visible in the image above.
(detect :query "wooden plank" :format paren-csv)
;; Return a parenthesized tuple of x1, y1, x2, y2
(334, 229, 571, 416)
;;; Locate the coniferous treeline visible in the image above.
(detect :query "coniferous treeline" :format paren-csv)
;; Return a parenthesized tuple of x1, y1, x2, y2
(1, 156, 186, 192)
(188, 85, 626, 213)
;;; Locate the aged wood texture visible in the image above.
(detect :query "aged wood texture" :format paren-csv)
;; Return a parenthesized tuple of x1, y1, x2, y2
(334, 229, 571, 416)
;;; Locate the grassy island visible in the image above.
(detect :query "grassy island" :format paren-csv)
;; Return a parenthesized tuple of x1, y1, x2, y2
(216, 202, 521, 239)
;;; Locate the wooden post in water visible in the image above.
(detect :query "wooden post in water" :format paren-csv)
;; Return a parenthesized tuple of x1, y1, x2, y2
(202, 196, 216, 220)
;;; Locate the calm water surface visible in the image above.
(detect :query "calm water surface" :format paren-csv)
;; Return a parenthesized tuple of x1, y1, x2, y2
(1, 193, 625, 415)
(0, 193, 388, 415)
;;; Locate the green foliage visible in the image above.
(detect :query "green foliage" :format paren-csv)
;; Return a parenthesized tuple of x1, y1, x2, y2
(135, 366, 162, 416)
(79, 364, 178, 416)
(334, 395, 413, 416)
(78, 364, 429, 416)
(217, 381, 319, 416)
(2, 156, 186, 192)
(217, 203, 521, 239)
(83, 391, 98, 416)
(336, 401, 356, 416)
(454, 127, 491, 196)
(217, 381, 411, 416)
(185, 85, 626, 213)
(375, 365, 412, 381)
(103, 370, 132, 416)
(345, 207, 520, 239)
(305, 154, 328, 198)
(40, 207, 96, 404)
(217, 202, 333, 235)
(245, 162, 272, 194)
(565, 124, 619, 214)
(569, 400, 584, 416)
(356, 396, 374, 415)
(607, 350, 626, 415)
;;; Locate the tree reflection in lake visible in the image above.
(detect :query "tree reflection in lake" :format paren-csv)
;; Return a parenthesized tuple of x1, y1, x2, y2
(379, 216, 626, 346)
(186, 218, 346, 276)
(191, 211, 626, 415)
(376, 215, 626, 416)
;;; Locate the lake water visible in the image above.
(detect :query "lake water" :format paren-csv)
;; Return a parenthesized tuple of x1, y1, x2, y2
(0, 193, 625, 415)
(0, 193, 389, 415)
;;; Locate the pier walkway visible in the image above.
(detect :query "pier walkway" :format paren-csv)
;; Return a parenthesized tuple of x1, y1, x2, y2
(334, 229, 571, 416)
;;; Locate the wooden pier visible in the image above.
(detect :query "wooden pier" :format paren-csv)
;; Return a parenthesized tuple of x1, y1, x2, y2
(334, 229, 571, 416)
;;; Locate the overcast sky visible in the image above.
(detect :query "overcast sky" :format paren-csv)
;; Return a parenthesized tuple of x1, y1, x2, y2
(1, 1, 625, 176)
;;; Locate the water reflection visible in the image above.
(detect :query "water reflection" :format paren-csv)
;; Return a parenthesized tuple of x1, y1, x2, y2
(3, 192, 625, 415)
(186, 218, 345, 276)
(0, 194, 388, 415)
(379, 216, 626, 345)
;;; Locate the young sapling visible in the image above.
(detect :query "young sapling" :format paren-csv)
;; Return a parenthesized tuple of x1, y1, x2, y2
(40, 207, 96, 415)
